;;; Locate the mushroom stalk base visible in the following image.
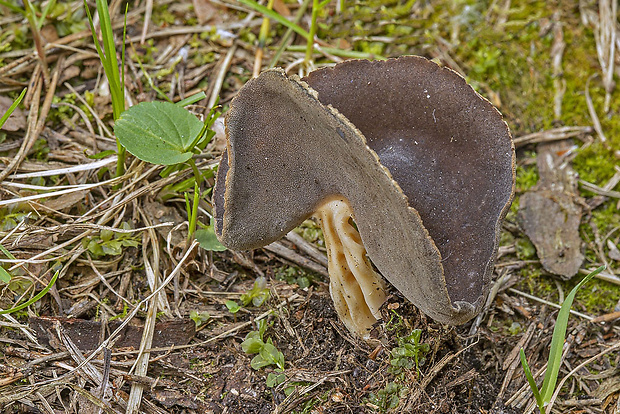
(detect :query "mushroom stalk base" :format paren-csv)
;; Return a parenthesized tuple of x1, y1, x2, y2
(313, 199, 387, 339)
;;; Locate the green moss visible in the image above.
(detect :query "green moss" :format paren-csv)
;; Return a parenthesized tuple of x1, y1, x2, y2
(591, 202, 620, 235)
(516, 237, 537, 260)
(516, 164, 539, 192)
(573, 143, 619, 186)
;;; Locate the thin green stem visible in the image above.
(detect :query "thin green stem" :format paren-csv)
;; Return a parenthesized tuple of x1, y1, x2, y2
(305, 0, 319, 66)
(187, 182, 200, 241)
(189, 159, 202, 185)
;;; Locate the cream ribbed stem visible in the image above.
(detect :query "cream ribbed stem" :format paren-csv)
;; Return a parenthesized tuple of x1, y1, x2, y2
(314, 198, 387, 339)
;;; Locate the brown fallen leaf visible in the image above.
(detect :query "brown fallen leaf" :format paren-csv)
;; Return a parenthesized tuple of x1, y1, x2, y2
(30, 316, 195, 351)
(518, 140, 584, 278)
(192, 0, 222, 24)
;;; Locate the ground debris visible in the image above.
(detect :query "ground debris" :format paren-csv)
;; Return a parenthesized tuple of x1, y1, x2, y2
(518, 140, 584, 278)
(30, 316, 195, 351)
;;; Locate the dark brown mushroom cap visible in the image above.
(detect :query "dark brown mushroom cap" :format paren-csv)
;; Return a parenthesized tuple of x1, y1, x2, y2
(214, 57, 515, 325)
(304, 56, 515, 306)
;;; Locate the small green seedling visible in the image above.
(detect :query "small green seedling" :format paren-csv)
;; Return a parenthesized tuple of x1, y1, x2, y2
(225, 300, 241, 314)
(81, 223, 140, 258)
(366, 381, 407, 412)
(389, 328, 430, 377)
(241, 319, 286, 387)
(225, 277, 270, 313)
(189, 310, 210, 328)
(519, 265, 606, 414)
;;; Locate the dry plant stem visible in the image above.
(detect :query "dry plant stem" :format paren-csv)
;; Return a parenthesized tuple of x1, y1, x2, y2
(0, 73, 41, 182)
(512, 126, 592, 147)
(207, 43, 237, 110)
(139, 207, 169, 312)
(597, 0, 616, 112)
(285, 230, 328, 267)
(140, 0, 153, 44)
(24, 4, 50, 85)
(125, 268, 159, 414)
(23, 63, 42, 108)
(551, 13, 565, 120)
(585, 75, 607, 143)
(0, 56, 63, 182)
(313, 198, 386, 339)
(263, 241, 328, 277)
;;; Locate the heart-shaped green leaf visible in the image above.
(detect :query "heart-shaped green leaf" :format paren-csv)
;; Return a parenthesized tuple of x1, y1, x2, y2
(114, 101, 203, 165)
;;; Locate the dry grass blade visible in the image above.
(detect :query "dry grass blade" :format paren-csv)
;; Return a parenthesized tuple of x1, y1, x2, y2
(585, 74, 607, 142)
(595, 0, 617, 112)
(512, 126, 592, 147)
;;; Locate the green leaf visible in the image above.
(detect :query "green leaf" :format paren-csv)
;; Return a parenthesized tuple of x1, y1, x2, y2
(241, 336, 264, 354)
(0, 267, 11, 283)
(266, 372, 286, 387)
(195, 226, 227, 251)
(189, 310, 210, 328)
(225, 300, 241, 313)
(539, 265, 606, 403)
(251, 354, 271, 370)
(114, 101, 203, 165)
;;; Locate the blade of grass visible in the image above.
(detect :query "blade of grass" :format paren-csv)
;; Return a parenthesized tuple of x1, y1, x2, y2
(287, 45, 386, 60)
(176, 92, 207, 107)
(0, 270, 60, 315)
(96, 0, 124, 120)
(84, 0, 127, 178)
(0, 88, 26, 129)
(237, 0, 310, 40)
(539, 265, 606, 403)
(519, 348, 544, 413)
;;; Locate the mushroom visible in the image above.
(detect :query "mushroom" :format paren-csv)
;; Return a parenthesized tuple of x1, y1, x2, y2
(214, 56, 515, 339)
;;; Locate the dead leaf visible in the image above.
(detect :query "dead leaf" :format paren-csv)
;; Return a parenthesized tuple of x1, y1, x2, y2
(518, 140, 584, 278)
(273, 0, 291, 17)
(192, 0, 219, 24)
